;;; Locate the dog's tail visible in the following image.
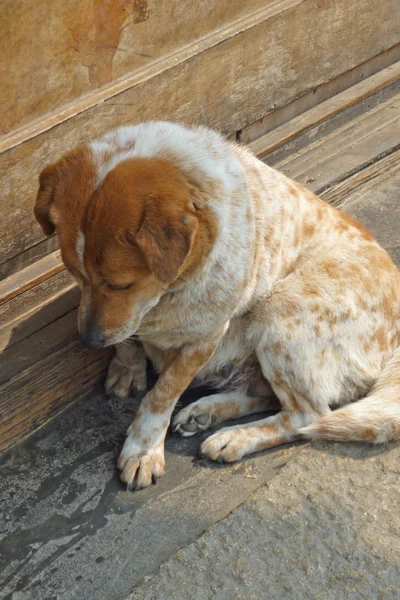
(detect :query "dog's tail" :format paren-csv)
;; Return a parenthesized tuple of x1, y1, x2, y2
(300, 345, 400, 443)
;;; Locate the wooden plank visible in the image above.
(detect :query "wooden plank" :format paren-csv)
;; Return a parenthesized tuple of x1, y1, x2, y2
(0, 281, 79, 352)
(241, 46, 400, 145)
(1, 0, 270, 137)
(319, 147, 400, 207)
(0, 269, 73, 327)
(0, 235, 59, 281)
(1, 0, 399, 275)
(0, 310, 78, 386)
(0, 341, 111, 452)
(0, 0, 300, 153)
(0, 250, 65, 305)
(274, 95, 400, 192)
(249, 61, 400, 159)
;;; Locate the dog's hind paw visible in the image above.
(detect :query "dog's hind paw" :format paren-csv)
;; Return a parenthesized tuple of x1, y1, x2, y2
(172, 401, 218, 437)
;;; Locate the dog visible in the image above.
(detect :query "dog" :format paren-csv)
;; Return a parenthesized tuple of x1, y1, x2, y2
(34, 121, 400, 490)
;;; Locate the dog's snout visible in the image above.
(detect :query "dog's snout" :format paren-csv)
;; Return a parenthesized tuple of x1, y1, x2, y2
(79, 323, 107, 349)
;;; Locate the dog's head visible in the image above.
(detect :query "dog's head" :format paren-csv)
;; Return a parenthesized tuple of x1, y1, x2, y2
(34, 149, 201, 347)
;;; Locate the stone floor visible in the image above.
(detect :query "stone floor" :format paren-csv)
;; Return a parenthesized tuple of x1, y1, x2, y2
(129, 442, 400, 600)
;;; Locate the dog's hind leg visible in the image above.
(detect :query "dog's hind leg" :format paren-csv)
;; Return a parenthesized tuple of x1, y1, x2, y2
(200, 382, 323, 462)
(172, 389, 280, 436)
(200, 407, 314, 462)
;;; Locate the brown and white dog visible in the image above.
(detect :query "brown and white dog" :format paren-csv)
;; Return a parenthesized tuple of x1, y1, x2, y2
(34, 121, 400, 490)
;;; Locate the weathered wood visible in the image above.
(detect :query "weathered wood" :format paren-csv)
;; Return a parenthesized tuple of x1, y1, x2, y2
(0, 250, 65, 305)
(0, 235, 59, 281)
(0, 0, 269, 137)
(275, 95, 400, 192)
(250, 62, 400, 160)
(319, 148, 400, 207)
(0, 310, 78, 386)
(0, 341, 111, 452)
(0, 279, 79, 352)
(1, 0, 399, 275)
(241, 46, 400, 144)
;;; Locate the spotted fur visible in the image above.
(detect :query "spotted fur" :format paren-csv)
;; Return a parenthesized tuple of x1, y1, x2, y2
(34, 121, 400, 490)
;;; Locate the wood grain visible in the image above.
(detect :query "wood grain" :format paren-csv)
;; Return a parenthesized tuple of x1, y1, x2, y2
(241, 46, 400, 145)
(0, 0, 270, 137)
(0, 341, 111, 452)
(0, 280, 79, 352)
(250, 62, 400, 160)
(0, 310, 78, 386)
(275, 95, 400, 192)
(319, 148, 400, 207)
(0, 250, 65, 305)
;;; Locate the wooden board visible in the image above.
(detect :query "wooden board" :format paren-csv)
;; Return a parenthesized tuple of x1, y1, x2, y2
(1, 0, 400, 277)
(274, 95, 400, 192)
(0, 280, 79, 352)
(0, 250, 65, 305)
(0, 341, 111, 451)
(250, 62, 400, 160)
(0, 302, 112, 451)
(241, 46, 400, 145)
(319, 148, 400, 207)
(0, 310, 78, 385)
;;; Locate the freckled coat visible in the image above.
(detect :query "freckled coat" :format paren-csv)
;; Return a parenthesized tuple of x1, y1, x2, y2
(35, 122, 400, 489)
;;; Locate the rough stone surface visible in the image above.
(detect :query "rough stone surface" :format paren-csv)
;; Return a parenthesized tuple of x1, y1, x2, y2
(0, 384, 290, 600)
(128, 442, 400, 600)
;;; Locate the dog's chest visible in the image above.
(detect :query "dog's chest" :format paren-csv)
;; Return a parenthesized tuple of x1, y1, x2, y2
(139, 294, 227, 349)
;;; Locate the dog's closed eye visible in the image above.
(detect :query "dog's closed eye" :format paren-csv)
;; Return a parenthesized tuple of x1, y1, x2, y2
(106, 281, 135, 291)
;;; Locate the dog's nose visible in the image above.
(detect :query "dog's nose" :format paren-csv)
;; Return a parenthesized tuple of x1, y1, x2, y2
(79, 327, 107, 349)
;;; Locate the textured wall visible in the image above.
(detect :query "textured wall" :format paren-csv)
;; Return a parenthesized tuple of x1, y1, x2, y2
(0, 0, 268, 135)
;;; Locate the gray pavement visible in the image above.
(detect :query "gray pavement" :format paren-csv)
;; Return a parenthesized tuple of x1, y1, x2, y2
(0, 384, 293, 600)
(129, 442, 400, 600)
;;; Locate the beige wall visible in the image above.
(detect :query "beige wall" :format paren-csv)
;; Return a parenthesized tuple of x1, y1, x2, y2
(0, 0, 269, 136)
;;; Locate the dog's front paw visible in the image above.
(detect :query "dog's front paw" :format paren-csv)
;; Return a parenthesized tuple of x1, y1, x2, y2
(105, 355, 147, 399)
(117, 435, 165, 490)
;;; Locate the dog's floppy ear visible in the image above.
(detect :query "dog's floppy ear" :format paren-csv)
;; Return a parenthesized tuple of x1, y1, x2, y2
(34, 163, 59, 236)
(135, 196, 198, 284)
(34, 146, 94, 237)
